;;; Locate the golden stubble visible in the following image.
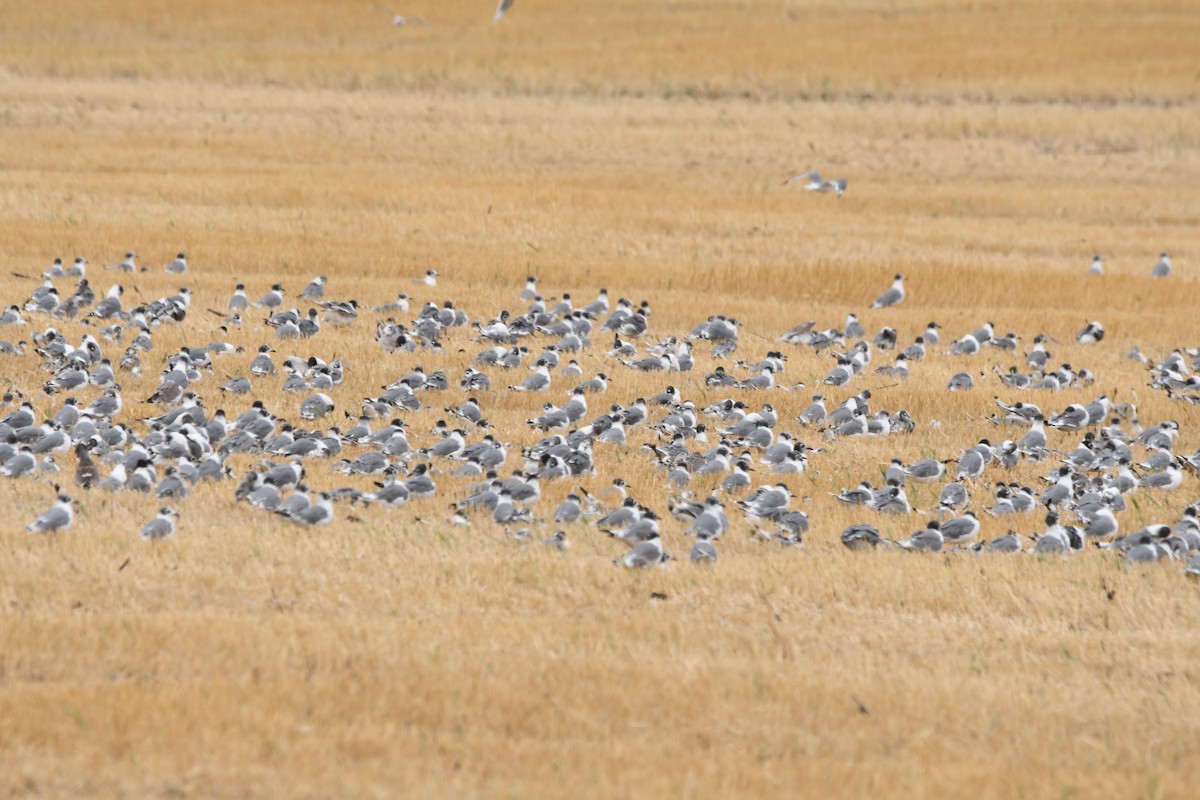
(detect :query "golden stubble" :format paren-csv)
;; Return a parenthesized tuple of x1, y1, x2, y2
(2, 1, 1200, 797)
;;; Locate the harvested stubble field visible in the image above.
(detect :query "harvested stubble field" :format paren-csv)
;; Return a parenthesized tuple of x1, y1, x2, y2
(2, 0, 1200, 797)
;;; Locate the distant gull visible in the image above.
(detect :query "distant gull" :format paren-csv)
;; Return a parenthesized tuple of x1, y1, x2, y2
(368, 4, 429, 26)
(782, 171, 847, 197)
(1151, 252, 1171, 278)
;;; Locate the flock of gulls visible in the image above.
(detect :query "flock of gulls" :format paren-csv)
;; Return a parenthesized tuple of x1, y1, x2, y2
(3, 244, 1199, 578)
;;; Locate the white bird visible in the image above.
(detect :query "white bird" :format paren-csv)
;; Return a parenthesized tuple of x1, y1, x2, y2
(140, 507, 179, 541)
(871, 274, 906, 308)
(369, 4, 429, 26)
(164, 252, 188, 274)
(783, 171, 846, 197)
(1087, 255, 1103, 275)
(26, 491, 76, 533)
(494, 0, 514, 23)
(616, 536, 670, 569)
(1076, 320, 1104, 344)
(104, 252, 137, 272)
(509, 360, 551, 392)
(1151, 252, 1171, 278)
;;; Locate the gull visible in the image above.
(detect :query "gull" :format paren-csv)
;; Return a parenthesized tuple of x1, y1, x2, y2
(872, 484, 911, 514)
(1151, 252, 1171, 278)
(74, 442, 99, 488)
(402, 463, 436, 498)
(1076, 321, 1104, 344)
(1034, 511, 1075, 554)
(994, 397, 1042, 425)
(249, 344, 276, 376)
(940, 512, 981, 545)
(415, 268, 438, 286)
(1138, 460, 1183, 491)
(1082, 506, 1118, 540)
(797, 393, 826, 426)
(1047, 404, 1088, 431)
(301, 275, 328, 299)
(831, 481, 874, 505)
(690, 532, 718, 564)
(368, 4, 429, 25)
(1, 446, 37, 478)
(88, 284, 124, 319)
(228, 283, 249, 311)
(494, 0, 514, 23)
(956, 443, 988, 480)
(221, 376, 252, 394)
(140, 507, 178, 541)
(543, 531, 570, 551)
(283, 491, 334, 526)
(608, 510, 662, 544)
(1016, 414, 1048, 458)
(553, 493, 583, 523)
(1087, 255, 1103, 275)
(982, 531, 1024, 553)
(104, 252, 137, 272)
(300, 393, 335, 420)
(947, 372, 975, 392)
(783, 171, 847, 197)
(904, 458, 945, 482)
(0, 305, 25, 326)
(364, 474, 410, 506)
(841, 524, 886, 550)
(616, 536, 671, 569)
(509, 359, 551, 392)
(26, 490, 76, 533)
(949, 333, 980, 356)
(371, 293, 410, 314)
(318, 299, 359, 326)
(870, 274, 905, 308)
(253, 284, 284, 309)
(896, 521, 943, 552)
(276, 485, 313, 518)
(164, 252, 188, 274)
(844, 313, 865, 338)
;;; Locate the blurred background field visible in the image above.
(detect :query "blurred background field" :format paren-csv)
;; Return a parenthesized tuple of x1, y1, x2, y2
(1, 1, 1199, 797)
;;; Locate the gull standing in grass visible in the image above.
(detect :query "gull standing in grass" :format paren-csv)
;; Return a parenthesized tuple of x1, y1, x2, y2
(1151, 252, 1171, 278)
(164, 253, 188, 274)
(104, 251, 137, 272)
(140, 507, 178, 541)
(871, 274, 906, 308)
(26, 490, 76, 533)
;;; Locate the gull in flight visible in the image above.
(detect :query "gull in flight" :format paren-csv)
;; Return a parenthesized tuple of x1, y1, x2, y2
(783, 171, 847, 197)
(368, 4, 429, 26)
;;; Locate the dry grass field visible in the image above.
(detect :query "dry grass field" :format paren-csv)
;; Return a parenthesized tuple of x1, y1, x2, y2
(2, 0, 1200, 797)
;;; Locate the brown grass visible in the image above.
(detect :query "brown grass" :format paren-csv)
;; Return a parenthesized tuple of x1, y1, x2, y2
(2, 1, 1200, 797)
